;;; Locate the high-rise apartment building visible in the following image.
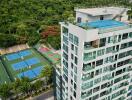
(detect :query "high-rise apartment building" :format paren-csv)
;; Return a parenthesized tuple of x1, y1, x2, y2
(56, 7, 132, 100)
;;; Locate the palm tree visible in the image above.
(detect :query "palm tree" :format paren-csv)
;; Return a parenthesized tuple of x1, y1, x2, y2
(40, 65, 53, 85)
(0, 84, 11, 100)
(18, 81, 32, 97)
(33, 80, 43, 93)
(12, 78, 21, 98)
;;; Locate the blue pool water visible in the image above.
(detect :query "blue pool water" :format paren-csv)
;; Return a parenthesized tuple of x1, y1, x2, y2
(79, 20, 126, 29)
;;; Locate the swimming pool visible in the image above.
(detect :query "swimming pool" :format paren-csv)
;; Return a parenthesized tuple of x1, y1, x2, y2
(79, 20, 126, 29)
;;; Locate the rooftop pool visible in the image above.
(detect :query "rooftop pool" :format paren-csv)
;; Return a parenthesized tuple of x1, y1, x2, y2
(79, 20, 126, 29)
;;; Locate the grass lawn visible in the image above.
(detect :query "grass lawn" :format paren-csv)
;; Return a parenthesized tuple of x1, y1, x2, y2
(0, 60, 11, 84)
(1, 48, 50, 82)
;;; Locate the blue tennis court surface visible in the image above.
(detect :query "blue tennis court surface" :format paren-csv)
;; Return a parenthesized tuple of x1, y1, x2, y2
(19, 50, 31, 57)
(12, 61, 27, 70)
(12, 57, 40, 70)
(6, 53, 20, 61)
(18, 70, 36, 79)
(25, 58, 40, 66)
(6, 50, 32, 61)
(32, 66, 43, 76)
(17, 66, 43, 79)
(79, 20, 126, 29)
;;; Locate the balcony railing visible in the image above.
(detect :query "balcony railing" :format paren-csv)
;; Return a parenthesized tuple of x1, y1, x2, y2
(83, 66, 94, 72)
(82, 76, 92, 81)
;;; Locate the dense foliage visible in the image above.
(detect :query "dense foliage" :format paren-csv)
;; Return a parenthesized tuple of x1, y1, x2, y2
(0, 0, 131, 48)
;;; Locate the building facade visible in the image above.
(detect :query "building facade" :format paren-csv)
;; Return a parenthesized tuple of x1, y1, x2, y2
(56, 7, 132, 100)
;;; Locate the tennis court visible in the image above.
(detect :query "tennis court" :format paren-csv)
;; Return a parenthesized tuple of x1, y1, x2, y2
(17, 66, 43, 79)
(1, 48, 50, 81)
(32, 66, 43, 76)
(25, 58, 40, 66)
(39, 47, 49, 52)
(19, 50, 31, 57)
(18, 70, 36, 79)
(6, 53, 20, 61)
(6, 50, 32, 61)
(12, 61, 27, 71)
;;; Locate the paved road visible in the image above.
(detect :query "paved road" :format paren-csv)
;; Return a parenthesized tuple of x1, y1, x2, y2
(33, 89, 54, 100)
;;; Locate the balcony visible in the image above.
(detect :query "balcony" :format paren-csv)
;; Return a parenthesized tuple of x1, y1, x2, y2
(82, 76, 92, 81)
(128, 85, 132, 91)
(81, 92, 92, 99)
(83, 65, 94, 72)
(82, 72, 94, 81)
(81, 81, 93, 90)
(84, 40, 99, 50)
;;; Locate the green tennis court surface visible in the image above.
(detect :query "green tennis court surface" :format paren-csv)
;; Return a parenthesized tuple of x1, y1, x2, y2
(0, 60, 10, 84)
(0, 48, 50, 83)
(38, 47, 61, 64)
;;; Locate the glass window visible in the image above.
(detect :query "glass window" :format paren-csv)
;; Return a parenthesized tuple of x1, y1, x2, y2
(74, 74, 77, 82)
(71, 63, 73, 69)
(74, 91, 76, 98)
(74, 83, 77, 90)
(106, 46, 114, 53)
(75, 46, 78, 55)
(129, 32, 132, 38)
(128, 41, 132, 47)
(63, 35, 68, 45)
(63, 67, 68, 76)
(74, 36, 79, 46)
(71, 71, 73, 77)
(93, 86, 100, 93)
(118, 35, 121, 42)
(71, 44, 74, 50)
(63, 43, 68, 53)
(99, 38, 106, 47)
(63, 59, 68, 68)
(71, 53, 74, 60)
(75, 56, 78, 65)
(94, 77, 101, 84)
(96, 59, 103, 66)
(63, 52, 68, 60)
(97, 49, 105, 56)
(120, 43, 128, 49)
(122, 33, 128, 40)
(69, 33, 73, 43)
(62, 27, 68, 36)
(74, 66, 77, 74)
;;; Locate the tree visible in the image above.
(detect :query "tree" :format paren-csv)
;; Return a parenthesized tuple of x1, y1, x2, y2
(41, 65, 53, 84)
(19, 82, 32, 95)
(0, 34, 17, 48)
(33, 80, 43, 93)
(0, 84, 11, 100)
(41, 25, 60, 38)
(12, 78, 21, 98)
